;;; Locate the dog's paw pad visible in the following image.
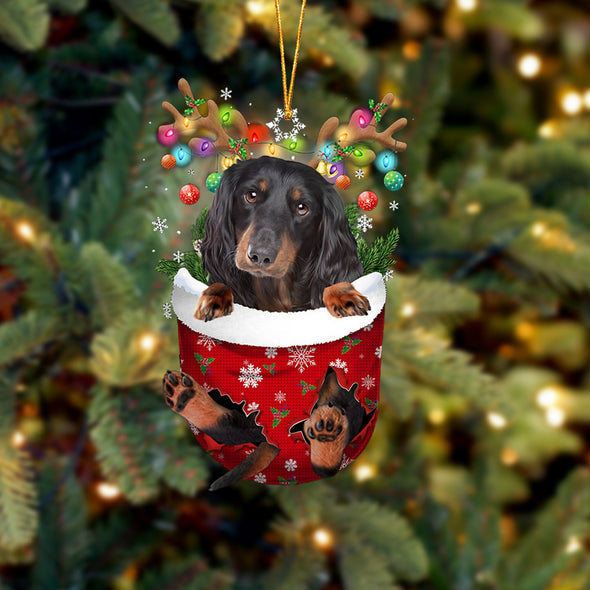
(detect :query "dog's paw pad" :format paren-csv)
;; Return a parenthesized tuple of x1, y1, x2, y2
(163, 370, 197, 416)
(305, 405, 349, 478)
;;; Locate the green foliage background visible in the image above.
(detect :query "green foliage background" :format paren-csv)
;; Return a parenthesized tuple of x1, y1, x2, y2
(1, 1, 590, 588)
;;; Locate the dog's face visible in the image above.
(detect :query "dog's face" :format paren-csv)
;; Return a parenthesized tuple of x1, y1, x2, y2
(224, 156, 326, 279)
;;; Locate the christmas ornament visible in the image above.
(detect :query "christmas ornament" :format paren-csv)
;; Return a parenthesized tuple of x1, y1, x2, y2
(161, 154, 176, 169)
(206, 172, 222, 192)
(375, 150, 398, 173)
(266, 108, 306, 142)
(157, 124, 177, 146)
(191, 137, 216, 157)
(384, 170, 404, 191)
(179, 184, 200, 205)
(358, 190, 378, 211)
(172, 144, 191, 167)
(171, 269, 386, 485)
(335, 175, 351, 190)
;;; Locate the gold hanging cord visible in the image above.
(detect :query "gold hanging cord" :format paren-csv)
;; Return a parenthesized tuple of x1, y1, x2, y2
(274, 0, 307, 120)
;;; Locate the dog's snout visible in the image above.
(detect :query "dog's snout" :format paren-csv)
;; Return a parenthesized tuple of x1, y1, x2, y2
(247, 229, 279, 268)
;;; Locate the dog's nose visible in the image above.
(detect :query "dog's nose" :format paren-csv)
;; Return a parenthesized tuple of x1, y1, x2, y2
(247, 244, 276, 268)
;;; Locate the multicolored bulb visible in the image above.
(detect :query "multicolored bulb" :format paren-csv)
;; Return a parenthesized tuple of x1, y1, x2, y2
(375, 150, 398, 173)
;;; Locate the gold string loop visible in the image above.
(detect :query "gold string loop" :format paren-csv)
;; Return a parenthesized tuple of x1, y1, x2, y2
(274, 0, 307, 121)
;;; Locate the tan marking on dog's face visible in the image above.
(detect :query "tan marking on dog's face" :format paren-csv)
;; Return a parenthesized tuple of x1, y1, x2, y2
(292, 188, 302, 200)
(259, 179, 267, 191)
(235, 225, 298, 279)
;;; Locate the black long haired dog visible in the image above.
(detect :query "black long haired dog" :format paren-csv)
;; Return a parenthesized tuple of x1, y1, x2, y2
(195, 156, 369, 319)
(164, 156, 371, 490)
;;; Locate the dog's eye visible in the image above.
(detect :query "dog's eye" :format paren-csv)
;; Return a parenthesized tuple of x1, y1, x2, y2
(296, 203, 309, 216)
(244, 191, 257, 204)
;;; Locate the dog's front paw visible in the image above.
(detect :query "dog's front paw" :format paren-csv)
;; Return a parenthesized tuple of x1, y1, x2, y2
(194, 283, 234, 321)
(323, 282, 370, 318)
(304, 404, 349, 478)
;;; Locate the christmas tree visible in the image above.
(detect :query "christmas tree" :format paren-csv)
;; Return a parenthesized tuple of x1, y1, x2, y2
(1, 0, 590, 588)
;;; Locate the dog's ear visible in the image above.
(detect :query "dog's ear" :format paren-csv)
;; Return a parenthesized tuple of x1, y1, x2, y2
(309, 182, 364, 306)
(200, 163, 242, 285)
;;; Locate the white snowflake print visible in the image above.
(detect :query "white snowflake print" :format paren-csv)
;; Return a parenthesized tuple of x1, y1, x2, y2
(152, 216, 168, 233)
(284, 459, 298, 472)
(193, 239, 202, 254)
(187, 169, 195, 175)
(383, 269, 395, 282)
(340, 454, 353, 470)
(266, 107, 306, 142)
(173, 250, 184, 263)
(362, 375, 376, 389)
(218, 452, 224, 460)
(197, 334, 218, 351)
(239, 363, 263, 388)
(362, 322, 374, 332)
(357, 214, 373, 233)
(265, 347, 278, 359)
(247, 401, 260, 413)
(375, 346, 382, 359)
(287, 346, 316, 373)
(162, 302, 172, 319)
(274, 391, 287, 404)
(254, 473, 267, 484)
(389, 200, 399, 211)
(220, 87, 232, 100)
(330, 358, 348, 374)
(355, 169, 365, 179)
(188, 421, 199, 436)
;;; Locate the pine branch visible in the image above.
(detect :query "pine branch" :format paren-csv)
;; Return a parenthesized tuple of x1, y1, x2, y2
(0, 0, 49, 52)
(0, 311, 63, 368)
(191, 208, 209, 242)
(109, 0, 180, 47)
(80, 242, 138, 328)
(89, 309, 177, 387)
(0, 443, 38, 550)
(137, 560, 233, 590)
(262, 545, 325, 590)
(329, 501, 428, 584)
(31, 464, 88, 590)
(358, 227, 399, 275)
(196, 1, 245, 62)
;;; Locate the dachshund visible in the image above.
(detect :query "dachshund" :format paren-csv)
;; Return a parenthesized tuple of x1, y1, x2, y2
(165, 156, 371, 490)
(289, 367, 374, 478)
(195, 155, 370, 319)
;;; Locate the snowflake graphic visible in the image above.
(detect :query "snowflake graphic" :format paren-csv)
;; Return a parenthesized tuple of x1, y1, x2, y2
(287, 346, 316, 373)
(274, 391, 287, 404)
(340, 454, 353, 470)
(284, 459, 298, 472)
(362, 322, 374, 332)
(357, 214, 373, 233)
(218, 452, 224, 460)
(355, 168, 365, 179)
(152, 216, 168, 233)
(330, 358, 348, 373)
(173, 250, 184, 263)
(188, 421, 199, 436)
(162, 302, 172, 319)
(254, 473, 267, 484)
(193, 239, 202, 253)
(220, 87, 232, 100)
(389, 200, 399, 211)
(375, 346, 382, 359)
(247, 401, 260, 413)
(197, 334, 218, 351)
(265, 347, 278, 359)
(187, 169, 195, 175)
(383, 269, 395, 282)
(266, 107, 306, 142)
(239, 363, 263, 388)
(362, 375, 376, 389)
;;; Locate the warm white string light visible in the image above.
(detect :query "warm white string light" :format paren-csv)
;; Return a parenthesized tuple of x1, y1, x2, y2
(487, 412, 507, 429)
